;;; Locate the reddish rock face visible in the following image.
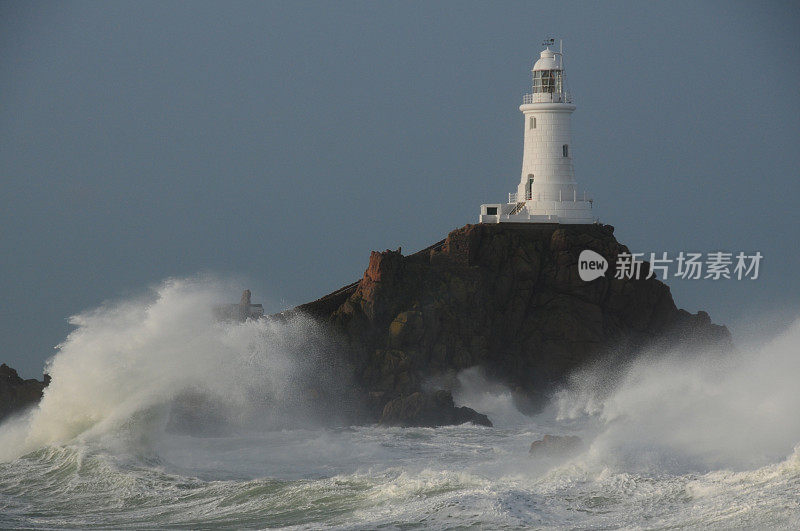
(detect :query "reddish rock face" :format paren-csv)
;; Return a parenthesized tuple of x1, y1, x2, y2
(355, 249, 404, 322)
(364, 249, 401, 284)
(299, 223, 731, 422)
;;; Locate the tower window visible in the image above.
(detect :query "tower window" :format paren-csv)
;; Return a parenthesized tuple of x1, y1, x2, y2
(529, 117, 536, 129)
(562, 144, 569, 157)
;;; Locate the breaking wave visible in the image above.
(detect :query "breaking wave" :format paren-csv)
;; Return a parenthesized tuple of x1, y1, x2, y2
(552, 316, 800, 473)
(0, 277, 354, 462)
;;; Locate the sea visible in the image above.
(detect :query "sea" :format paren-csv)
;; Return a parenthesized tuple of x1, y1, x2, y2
(1, 279, 798, 529)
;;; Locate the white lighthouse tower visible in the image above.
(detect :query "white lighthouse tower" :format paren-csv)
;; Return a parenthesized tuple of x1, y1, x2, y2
(479, 41, 594, 224)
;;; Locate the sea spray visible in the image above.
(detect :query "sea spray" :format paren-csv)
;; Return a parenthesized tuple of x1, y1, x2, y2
(552, 316, 800, 472)
(0, 277, 354, 461)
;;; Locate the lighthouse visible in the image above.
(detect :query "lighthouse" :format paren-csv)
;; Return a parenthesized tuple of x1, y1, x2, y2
(479, 41, 594, 224)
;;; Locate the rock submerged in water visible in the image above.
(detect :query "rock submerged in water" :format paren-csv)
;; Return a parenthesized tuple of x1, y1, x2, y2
(529, 434, 583, 457)
(379, 390, 492, 427)
(0, 364, 49, 421)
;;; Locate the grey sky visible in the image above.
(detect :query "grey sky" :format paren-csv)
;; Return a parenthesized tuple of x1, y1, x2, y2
(2, 1, 799, 377)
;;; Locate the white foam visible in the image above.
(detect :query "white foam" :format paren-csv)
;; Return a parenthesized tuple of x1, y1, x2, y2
(0, 277, 338, 461)
(554, 316, 800, 472)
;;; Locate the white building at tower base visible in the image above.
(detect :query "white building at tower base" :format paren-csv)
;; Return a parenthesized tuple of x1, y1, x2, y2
(479, 44, 595, 225)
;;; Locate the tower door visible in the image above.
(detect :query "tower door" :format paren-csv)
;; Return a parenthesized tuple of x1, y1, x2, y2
(526, 175, 534, 200)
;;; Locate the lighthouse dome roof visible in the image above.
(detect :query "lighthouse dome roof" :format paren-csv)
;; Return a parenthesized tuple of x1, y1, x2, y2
(533, 48, 560, 71)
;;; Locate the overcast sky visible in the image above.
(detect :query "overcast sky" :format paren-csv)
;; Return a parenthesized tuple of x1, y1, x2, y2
(2, 1, 799, 377)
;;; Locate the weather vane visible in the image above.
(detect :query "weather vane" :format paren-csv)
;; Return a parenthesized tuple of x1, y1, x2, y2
(541, 37, 555, 47)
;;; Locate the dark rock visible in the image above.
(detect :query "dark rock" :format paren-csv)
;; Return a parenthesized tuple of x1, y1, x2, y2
(0, 364, 49, 421)
(529, 434, 583, 457)
(379, 390, 492, 427)
(297, 223, 732, 422)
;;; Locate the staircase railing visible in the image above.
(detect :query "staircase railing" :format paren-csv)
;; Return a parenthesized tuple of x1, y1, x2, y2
(509, 202, 526, 215)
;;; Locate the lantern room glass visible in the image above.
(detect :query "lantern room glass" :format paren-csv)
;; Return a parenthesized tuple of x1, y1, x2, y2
(532, 70, 563, 94)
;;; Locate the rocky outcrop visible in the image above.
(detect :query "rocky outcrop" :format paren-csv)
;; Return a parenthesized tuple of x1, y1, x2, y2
(1, 224, 732, 429)
(297, 223, 731, 423)
(379, 390, 492, 427)
(529, 434, 583, 457)
(0, 364, 49, 421)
